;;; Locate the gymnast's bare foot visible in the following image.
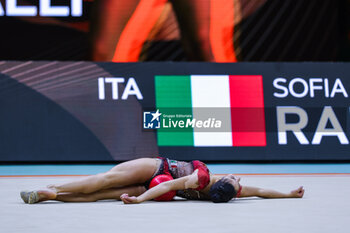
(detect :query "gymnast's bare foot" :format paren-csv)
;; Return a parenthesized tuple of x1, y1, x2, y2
(20, 189, 57, 204)
(47, 184, 58, 192)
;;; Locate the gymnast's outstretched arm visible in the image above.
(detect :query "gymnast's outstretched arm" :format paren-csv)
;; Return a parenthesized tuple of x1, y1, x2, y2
(120, 170, 199, 204)
(239, 186, 305, 198)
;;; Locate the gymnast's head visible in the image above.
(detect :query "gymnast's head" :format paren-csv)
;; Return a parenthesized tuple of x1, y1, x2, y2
(209, 175, 241, 203)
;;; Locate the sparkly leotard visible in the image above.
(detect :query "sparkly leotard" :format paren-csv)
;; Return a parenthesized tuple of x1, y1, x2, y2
(144, 157, 211, 200)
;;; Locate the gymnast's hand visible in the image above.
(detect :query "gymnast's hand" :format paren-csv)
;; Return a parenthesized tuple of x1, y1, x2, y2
(120, 193, 139, 204)
(290, 186, 305, 198)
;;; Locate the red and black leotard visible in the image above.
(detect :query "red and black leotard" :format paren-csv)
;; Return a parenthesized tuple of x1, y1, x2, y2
(144, 157, 211, 200)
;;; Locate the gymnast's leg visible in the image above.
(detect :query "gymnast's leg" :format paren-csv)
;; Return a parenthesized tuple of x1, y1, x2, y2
(56, 186, 146, 202)
(21, 186, 146, 203)
(91, 0, 141, 61)
(48, 158, 159, 194)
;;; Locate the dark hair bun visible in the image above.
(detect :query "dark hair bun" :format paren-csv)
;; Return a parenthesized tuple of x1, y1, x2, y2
(209, 179, 236, 203)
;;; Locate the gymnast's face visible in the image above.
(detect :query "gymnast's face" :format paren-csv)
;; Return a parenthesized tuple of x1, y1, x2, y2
(222, 174, 241, 191)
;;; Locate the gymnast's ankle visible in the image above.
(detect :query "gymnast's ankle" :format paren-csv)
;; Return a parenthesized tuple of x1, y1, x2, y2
(37, 189, 57, 201)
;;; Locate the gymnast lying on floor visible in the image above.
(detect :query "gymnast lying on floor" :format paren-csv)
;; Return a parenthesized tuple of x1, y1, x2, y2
(20, 157, 305, 204)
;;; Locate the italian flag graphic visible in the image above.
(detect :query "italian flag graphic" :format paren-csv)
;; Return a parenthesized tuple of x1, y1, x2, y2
(155, 75, 266, 147)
